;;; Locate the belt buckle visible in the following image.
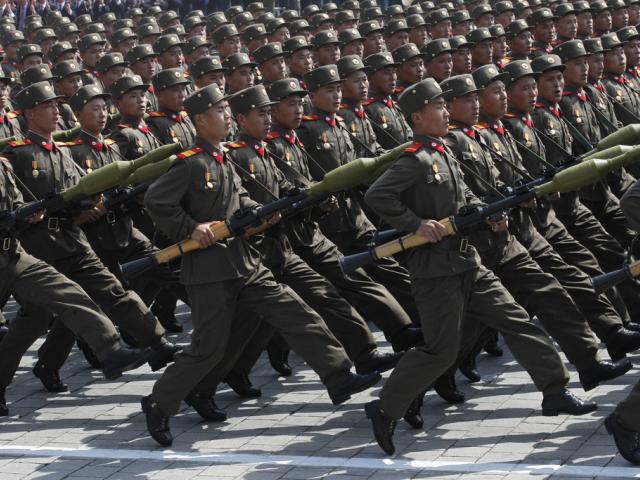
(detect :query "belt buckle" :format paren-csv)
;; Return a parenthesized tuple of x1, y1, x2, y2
(106, 210, 116, 224)
(2, 237, 10, 251)
(47, 217, 59, 231)
(459, 237, 469, 253)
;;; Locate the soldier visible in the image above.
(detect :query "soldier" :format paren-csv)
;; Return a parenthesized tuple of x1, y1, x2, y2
(610, 0, 630, 29)
(339, 29, 365, 58)
(223, 53, 257, 95)
(490, 24, 509, 68)
(391, 43, 424, 97)
(600, 33, 640, 127)
(1, 31, 25, 81)
(452, 10, 474, 37)
(78, 33, 106, 86)
(423, 39, 454, 83)
(154, 34, 186, 71)
(191, 56, 226, 93)
(473, 4, 496, 28)
(384, 19, 410, 52)
(363, 52, 413, 149)
(496, 1, 517, 26)
(450, 35, 474, 75)
(575, 1, 595, 39)
(468, 28, 495, 68)
(137, 23, 162, 50)
(359, 21, 385, 57)
(1, 82, 178, 395)
(505, 19, 534, 61)
(312, 30, 341, 67)
(0, 73, 22, 140)
(213, 24, 243, 60)
(429, 8, 453, 39)
(363, 78, 596, 456)
(619, 26, 640, 92)
(110, 28, 137, 58)
(407, 14, 428, 50)
(554, 3, 578, 44)
(242, 24, 269, 54)
(593, 0, 614, 35)
(96, 52, 127, 94)
(284, 36, 314, 94)
(253, 42, 287, 85)
(48, 41, 78, 66)
(530, 8, 556, 55)
(127, 45, 159, 113)
(141, 83, 381, 447)
(183, 36, 211, 67)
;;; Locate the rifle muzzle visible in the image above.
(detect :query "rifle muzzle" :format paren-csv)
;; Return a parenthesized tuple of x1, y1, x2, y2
(591, 266, 632, 295)
(339, 249, 378, 274)
(119, 255, 157, 281)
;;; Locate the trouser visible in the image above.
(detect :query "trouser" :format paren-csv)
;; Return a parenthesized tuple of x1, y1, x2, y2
(0, 248, 122, 388)
(581, 190, 636, 249)
(615, 381, 640, 429)
(379, 263, 569, 419)
(151, 262, 352, 415)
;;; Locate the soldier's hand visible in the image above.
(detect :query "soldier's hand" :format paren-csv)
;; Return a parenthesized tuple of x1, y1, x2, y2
(266, 213, 281, 225)
(549, 192, 561, 200)
(486, 214, 509, 232)
(191, 222, 217, 248)
(76, 207, 104, 224)
(25, 211, 44, 224)
(415, 219, 448, 243)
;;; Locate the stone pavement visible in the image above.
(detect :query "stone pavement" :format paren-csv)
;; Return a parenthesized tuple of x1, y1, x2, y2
(0, 300, 639, 480)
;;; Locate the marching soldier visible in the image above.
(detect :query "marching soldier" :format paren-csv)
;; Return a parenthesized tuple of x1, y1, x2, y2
(600, 33, 640, 126)
(78, 33, 106, 86)
(423, 38, 454, 83)
(127, 44, 160, 113)
(190, 56, 226, 91)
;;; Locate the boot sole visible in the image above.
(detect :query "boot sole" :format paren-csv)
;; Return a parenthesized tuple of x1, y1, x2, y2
(330, 373, 381, 405)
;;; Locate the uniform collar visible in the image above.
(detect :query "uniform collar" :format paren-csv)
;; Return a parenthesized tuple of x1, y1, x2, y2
(27, 130, 56, 152)
(80, 130, 109, 151)
(312, 107, 338, 126)
(238, 132, 267, 156)
(195, 135, 224, 162)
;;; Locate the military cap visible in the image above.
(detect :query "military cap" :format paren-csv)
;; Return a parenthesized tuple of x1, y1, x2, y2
(528, 7, 555, 25)
(52, 16, 70, 28)
(126, 44, 154, 65)
(421, 0, 436, 10)
(114, 19, 134, 31)
(496, 1, 516, 13)
(33, 27, 56, 45)
(387, 4, 405, 18)
(336, 29, 361, 47)
(247, 2, 266, 13)
(137, 22, 161, 38)
(428, 8, 452, 24)
(530, 53, 566, 73)
(152, 68, 190, 92)
(617, 26, 640, 42)
(449, 35, 473, 49)
(392, 43, 422, 64)
(324, 2, 339, 13)
(573, 0, 594, 12)
(16, 81, 62, 110)
(303, 65, 342, 91)
(290, 19, 312, 36)
(441, 2, 455, 10)
(310, 12, 332, 29)
(183, 36, 211, 55)
(473, 64, 510, 89)
(190, 56, 225, 78)
(212, 24, 240, 45)
(440, 74, 479, 101)
(584, 37, 604, 54)
(147, 5, 163, 15)
(226, 5, 244, 18)
(52, 59, 82, 80)
(385, 19, 410, 37)
(337, 54, 367, 78)
(77, 33, 105, 52)
(2, 30, 24, 45)
(591, 0, 610, 12)
(422, 38, 454, 60)
(159, 10, 179, 28)
(552, 39, 588, 60)
(502, 59, 539, 86)
(360, 0, 378, 9)
(342, 0, 361, 11)
(228, 84, 276, 115)
(127, 6, 143, 17)
(361, 6, 385, 22)
(281, 10, 301, 22)
(184, 16, 206, 33)
(601, 32, 624, 50)
(257, 12, 276, 24)
(364, 52, 399, 73)
(284, 36, 311, 55)
(359, 20, 384, 37)
(266, 77, 308, 102)
(407, 5, 424, 15)
(312, 30, 340, 50)
(266, 18, 289, 35)
(56, 23, 79, 40)
(335, 10, 357, 25)
(25, 14, 41, 24)
(46, 41, 74, 63)
(506, 19, 533, 37)
(17, 44, 43, 63)
(75, 14, 91, 27)
(608, 0, 628, 9)
(20, 64, 52, 87)
(222, 52, 257, 72)
(513, 0, 532, 12)
(69, 84, 110, 112)
(407, 13, 427, 29)
(98, 12, 117, 25)
(627, 0, 640, 5)
(234, 12, 255, 28)
(467, 27, 494, 44)
(472, 4, 496, 20)
(554, 3, 576, 17)
(109, 75, 149, 99)
(207, 12, 230, 31)
(165, 25, 186, 37)
(529, 0, 543, 7)
(85, 23, 106, 35)
(44, 10, 62, 25)
(490, 24, 506, 38)
(242, 23, 268, 42)
(451, 10, 472, 25)
(154, 34, 185, 55)
(96, 52, 127, 74)
(302, 5, 321, 17)
(111, 27, 136, 46)
(253, 42, 285, 65)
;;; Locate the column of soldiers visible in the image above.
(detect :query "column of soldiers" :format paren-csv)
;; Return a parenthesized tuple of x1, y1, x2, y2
(0, 0, 640, 465)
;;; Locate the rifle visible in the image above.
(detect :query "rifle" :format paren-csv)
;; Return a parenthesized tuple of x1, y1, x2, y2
(592, 259, 640, 294)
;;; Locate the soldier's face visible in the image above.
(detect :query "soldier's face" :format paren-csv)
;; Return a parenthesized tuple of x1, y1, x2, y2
(612, 7, 629, 28)
(186, 45, 210, 65)
(413, 97, 448, 137)
(363, 33, 385, 56)
(577, 12, 594, 37)
(534, 20, 556, 43)
(132, 56, 157, 81)
(476, 14, 495, 28)
(270, 26, 290, 44)
(6, 41, 24, 60)
(55, 51, 78, 63)
(247, 36, 269, 53)
(342, 40, 365, 57)
(56, 74, 83, 98)
(594, 11, 612, 32)
(227, 66, 255, 93)
(496, 11, 516, 26)
(261, 56, 288, 82)
(447, 93, 479, 125)
(82, 44, 104, 67)
(472, 40, 493, 66)
(159, 46, 185, 69)
(409, 26, 429, 48)
(315, 44, 341, 66)
(0, 83, 9, 110)
(341, 69, 369, 101)
(238, 105, 271, 139)
(386, 31, 409, 52)
(604, 46, 626, 75)
(114, 39, 136, 57)
(624, 39, 640, 67)
(564, 56, 589, 86)
(21, 54, 43, 70)
(398, 57, 425, 84)
(507, 76, 538, 112)
(272, 95, 304, 130)
(196, 71, 225, 91)
(102, 65, 126, 88)
(556, 14, 578, 39)
(587, 52, 605, 81)
(336, 20, 358, 32)
(479, 80, 507, 118)
(77, 97, 108, 134)
(537, 69, 565, 103)
(117, 88, 147, 118)
(629, 4, 640, 24)
(287, 48, 314, 76)
(28, 99, 59, 134)
(431, 20, 453, 39)
(452, 20, 473, 36)
(369, 66, 397, 95)
(452, 48, 472, 74)
(493, 36, 508, 59)
(158, 84, 187, 112)
(509, 30, 533, 56)
(196, 101, 230, 141)
(309, 83, 342, 113)
(219, 35, 242, 57)
(427, 53, 453, 82)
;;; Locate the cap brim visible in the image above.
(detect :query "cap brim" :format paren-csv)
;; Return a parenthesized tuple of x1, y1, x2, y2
(479, 71, 510, 86)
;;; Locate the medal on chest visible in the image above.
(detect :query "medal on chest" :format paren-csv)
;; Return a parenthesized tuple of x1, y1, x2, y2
(84, 159, 93, 174)
(616, 89, 623, 103)
(321, 131, 331, 150)
(136, 138, 144, 154)
(548, 120, 556, 136)
(469, 144, 477, 159)
(31, 160, 39, 178)
(350, 122, 357, 134)
(249, 162, 256, 178)
(433, 162, 442, 182)
(285, 151, 292, 165)
(381, 112, 388, 129)
(574, 108, 582, 124)
(493, 142, 501, 153)
(170, 128, 179, 143)
(205, 171, 213, 189)
(524, 131, 532, 147)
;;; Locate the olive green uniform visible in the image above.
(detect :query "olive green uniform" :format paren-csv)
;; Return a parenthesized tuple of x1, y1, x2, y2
(362, 91, 413, 149)
(146, 109, 197, 150)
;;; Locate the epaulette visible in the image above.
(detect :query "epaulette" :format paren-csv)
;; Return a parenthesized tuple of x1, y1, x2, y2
(117, 123, 132, 129)
(362, 98, 375, 107)
(147, 111, 166, 117)
(8, 139, 31, 147)
(302, 114, 320, 121)
(56, 140, 77, 146)
(226, 140, 248, 149)
(6, 111, 19, 119)
(265, 131, 281, 140)
(179, 110, 188, 118)
(474, 122, 490, 129)
(104, 138, 116, 145)
(404, 141, 423, 153)
(394, 85, 405, 94)
(176, 147, 203, 159)
(339, 103, 348, 109)
(448, 122, 462, 130)
(503, 113, 519, 118)
(336, 114, 344, 122)
(533, 102, 545, 108)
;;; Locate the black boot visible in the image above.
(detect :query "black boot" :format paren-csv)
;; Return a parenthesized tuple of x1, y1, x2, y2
(151, 298, 183, 334)
(605, 413, 640, 465)
(224, 371, 261, 398)
(459, 354, 481, 383)
(141, 395, 172, 447)
(0, 325, 7, 343)
(434, 374, 465, 404)
(365, 400, 396, 455)
(148, 342, 181, 371)
(483, 332, 503, 357)
(185, 391, 227, 422)
(101, 347, 154, 380)
(578, 358, 632, 391)
(390, 326, 423, 353)
(325, 370, 381, 405)
(0, 388, 7, 416)
(541, 389, 597, 416)
(77, 339, 101, 369)
(266, 341, 292, 377)
(625, 322, 640, 332)
(403, 393, 424, 429)
(355, 351, 403, 375)
(607, 327, 640, 361)
(33, 362, 68, 393)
